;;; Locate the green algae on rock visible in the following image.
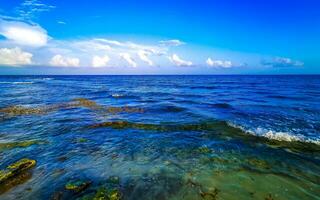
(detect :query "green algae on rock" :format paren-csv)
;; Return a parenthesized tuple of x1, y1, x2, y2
(74, 138, 89, 143)
(92, 187, 121, 200)
(197, 146, 212, 154)
(0, 171, 32, 195)
(246, 157, 271, 170)
(88, 121, 166, 131)
(65, 180, 91, 193)
(0, 140, 46, 151)
(0, 158, 36, 194)
(76, 176, 122, 200)
(107, 176, 120, 185)
(6, 158, 36, 171)
(0, 105, 47, 116)
(72, 98, 104, 110)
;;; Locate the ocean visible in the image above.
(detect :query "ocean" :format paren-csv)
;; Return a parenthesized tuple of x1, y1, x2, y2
(0, 75, 319, 199)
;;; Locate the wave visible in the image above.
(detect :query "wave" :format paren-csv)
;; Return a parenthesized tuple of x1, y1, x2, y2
(210, 103, 233, 109)
(0, 82, 34, 84)
(87, 119, 320, 146)
(227, 122, 320, 145)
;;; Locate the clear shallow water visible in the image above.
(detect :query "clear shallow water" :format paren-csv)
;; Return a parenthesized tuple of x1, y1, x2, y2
(0, 75, 319, 200)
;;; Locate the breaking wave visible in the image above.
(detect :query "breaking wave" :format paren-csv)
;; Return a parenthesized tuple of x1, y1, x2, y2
(228, 122, 320, 145)
(0, 82, 34, 84)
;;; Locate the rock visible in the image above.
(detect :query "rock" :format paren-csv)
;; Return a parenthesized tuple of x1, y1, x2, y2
(93, 187, 121, 200)
(265, 193, 275, 200)
(197, 146, 212, 154)
(76, 138, 89, 143)
(93, 187, 108, 200)
(199, 187, 219, 200)
(107, 176, 120, 185)
(246, 158, 271, 170)
(0, 158, 36, 194)
(0, 140, 46, 151)
(73, 98, 103, 110)
(107, 188, 121, 200)
(65, 180, 91, 193)
(0, 105, 46, 116)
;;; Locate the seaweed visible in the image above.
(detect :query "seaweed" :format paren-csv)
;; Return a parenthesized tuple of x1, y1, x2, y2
(0, 158, 36, 194)
(197, 146, 212, 154)
(0, 105, 47, 116)
(65, 180, 91, 193)
(0, 140, 47, 151)
(72, 98, 104, 110)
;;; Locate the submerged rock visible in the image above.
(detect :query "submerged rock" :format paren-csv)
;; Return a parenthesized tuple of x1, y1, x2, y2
(0, 140, 46, 151)
(78, 176, 122, 200)
(65, 180, 91, 193)
(107, 176, 120, 185)
(92, 187, 121, 200)
(197, 146, 212, 154)
(0, 105, 47, 116)
(0, 158, 36, 193)
(74, 138, 89, 143)
(265, 193, 275, 200)
(246, 158, 271, 170)
(199, 187, 219, 200)
(88, 121, 165, 131)
(73, 98, 104, 110)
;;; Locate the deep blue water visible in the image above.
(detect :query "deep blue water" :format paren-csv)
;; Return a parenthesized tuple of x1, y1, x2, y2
(0, 75, 319, 200)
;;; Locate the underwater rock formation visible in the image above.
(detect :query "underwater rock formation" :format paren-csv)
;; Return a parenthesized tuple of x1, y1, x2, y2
(72, 98, 104, 110)
(65, 180, 91, 193)
(0, 158, 36, 194)
(0, 140, 46, 151)
(0, 105, 47, 116)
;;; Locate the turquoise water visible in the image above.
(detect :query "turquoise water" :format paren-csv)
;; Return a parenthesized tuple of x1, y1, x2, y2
(0, 75, 319, 200)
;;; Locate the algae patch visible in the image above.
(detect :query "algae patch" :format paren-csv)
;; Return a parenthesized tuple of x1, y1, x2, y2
(0, 140, 46, 151)
(0, 158, 36, 194)
(65, 180, 91, 193)
(0, 106, 47, 116)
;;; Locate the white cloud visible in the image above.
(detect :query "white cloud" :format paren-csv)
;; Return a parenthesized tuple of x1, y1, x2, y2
(119, 53, 137, 67)
(92, 55, 110, 67)
(168, 54, 192, 66)
(94, 38, 167, 56)
(57, 21, 66, 25)
(17, 0, 56, 20)
(49, 54, 80, 67)
(261, 57, 304, 68)
(160, 39, 185, 46)
(206, 58, 232, 68)
(0, 18, 190, 68)
(0, 19, 49, 47)
(0, 47, 33, 66)
(137, 50, 153, 66)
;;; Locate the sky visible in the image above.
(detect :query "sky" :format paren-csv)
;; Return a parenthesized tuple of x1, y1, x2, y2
(0, 0, 319, 74)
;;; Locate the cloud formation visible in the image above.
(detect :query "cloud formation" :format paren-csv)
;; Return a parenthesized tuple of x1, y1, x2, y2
(0, 19, 48, 47)
(17, 0, 56, 20)
(169, 54, 192, 66)
(160, 39, 185, 47)
(49, 54, 80, 67)
(206, 58, 232, 68)
(57, 21, 66, 25)
(0, 47, 33, 66)
(137, 50, 153, 66)
(119, 53, 137, 67)
(92, 55, 110, 67)
(261, 57, 304, 68)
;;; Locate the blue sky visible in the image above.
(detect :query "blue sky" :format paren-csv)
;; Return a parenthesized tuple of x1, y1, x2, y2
(0, 0, 319, 74)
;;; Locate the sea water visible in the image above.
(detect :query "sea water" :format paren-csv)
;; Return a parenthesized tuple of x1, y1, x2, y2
(0, 75, 319, 199)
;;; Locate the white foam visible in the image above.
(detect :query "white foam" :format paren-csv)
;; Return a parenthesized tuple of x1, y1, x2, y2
(112, 93, 123, 98)
(0, 81, 34, 84)
(228, 122, 320, 145)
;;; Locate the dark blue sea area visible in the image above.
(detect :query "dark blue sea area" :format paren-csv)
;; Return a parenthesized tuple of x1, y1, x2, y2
(0, 75, 319, 200)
